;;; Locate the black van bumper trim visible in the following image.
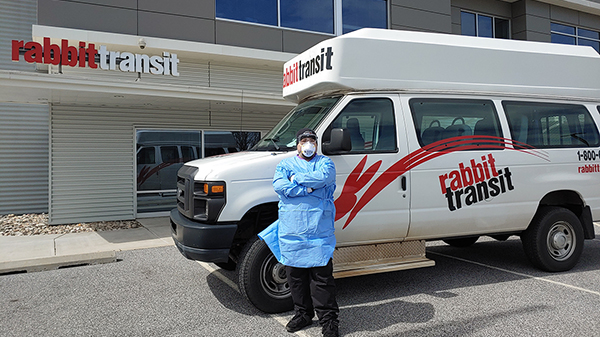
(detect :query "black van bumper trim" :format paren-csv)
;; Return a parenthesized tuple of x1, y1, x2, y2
(170, 208, 237, 263)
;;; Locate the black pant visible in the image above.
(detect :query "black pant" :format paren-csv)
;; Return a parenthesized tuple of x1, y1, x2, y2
(286, 259, 339, 324)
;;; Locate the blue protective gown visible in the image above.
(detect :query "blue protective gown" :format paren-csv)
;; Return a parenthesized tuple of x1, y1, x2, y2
(258, 154, 336, 268)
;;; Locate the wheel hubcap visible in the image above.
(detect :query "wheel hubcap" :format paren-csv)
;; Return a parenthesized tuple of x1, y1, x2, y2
(547, 221, 575, 261)
(259, 255, 290, 299)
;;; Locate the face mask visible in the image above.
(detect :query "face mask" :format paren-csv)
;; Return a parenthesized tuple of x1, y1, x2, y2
(301, 142, 316, 158)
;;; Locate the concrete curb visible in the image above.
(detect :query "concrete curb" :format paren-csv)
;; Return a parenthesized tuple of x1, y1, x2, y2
(0, 250, 117, 275)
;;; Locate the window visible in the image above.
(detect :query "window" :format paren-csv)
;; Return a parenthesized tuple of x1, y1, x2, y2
(503, 102, 599, 148)
(254, 96, 341, 151)
(281, 0, 334, 34)
(215, 0, 277, 26)
(135, 129, 260, 214)
(409, 99, 503, 150)
(216, 0, 387, 35)
(342, 0, 387, 34)
(137, 147, 155, 165)
(551, 23, 600, 53)
(461, 11, 510, 39)
(323, 98, 397, 154)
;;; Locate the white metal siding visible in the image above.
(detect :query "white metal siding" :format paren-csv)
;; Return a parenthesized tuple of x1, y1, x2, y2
(0, 103, 49, 214)
(0, 0, 37, 72)
(49, 104, 289, 224)
(57, 60, 281, 96)
(209, 63, 282, 94)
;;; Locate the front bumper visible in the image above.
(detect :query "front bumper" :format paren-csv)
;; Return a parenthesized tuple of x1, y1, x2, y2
(170, 208, 237, 263)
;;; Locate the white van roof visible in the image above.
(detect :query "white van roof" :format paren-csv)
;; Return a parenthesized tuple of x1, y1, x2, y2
(282, 28, 600, 103)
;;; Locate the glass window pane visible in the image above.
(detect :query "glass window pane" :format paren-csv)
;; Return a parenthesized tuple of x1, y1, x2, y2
(136, 130, 202, 213)
(578, 38, 600, 53)
(342, 0, 387, 34)
(551, 23, 575, 35)
(494, 18, 510, 39)
(409, 99, 502, 150)
(255, 96, 341, 151)
(478, 15, 493, 38)
(216, 0, 277, 26)
(137, 147, 155, 165)
(281, 0, 334, 34)
(461, 12, 476, 36)
(325, 98, 397, 153)
(205, 131, 240, 157)
(503, 102, 599, 148)
(578, 28, 600, 40)
(232, 131, 261, 150)
(551, 33, 576, 45)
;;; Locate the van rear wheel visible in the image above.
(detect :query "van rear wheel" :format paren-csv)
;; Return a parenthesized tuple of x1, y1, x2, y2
(237, 236, 293, 313)
(521, 207, 583, 272)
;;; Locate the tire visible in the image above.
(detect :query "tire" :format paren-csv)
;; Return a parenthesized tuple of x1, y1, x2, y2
(443, 236, 479, 247)
(214, 258, 236, 271)
(521, 207, 584, 272)
(237, 236, 293, 313)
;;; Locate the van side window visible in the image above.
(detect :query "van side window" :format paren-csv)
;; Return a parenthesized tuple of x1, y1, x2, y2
(137, 146, 156, 165)
(323, 98, 397, 153)
(161, 146, 180, 164)
(504, 102, 600, 148)
(181, 146, 198, 162)
(410, 99, 502, 150)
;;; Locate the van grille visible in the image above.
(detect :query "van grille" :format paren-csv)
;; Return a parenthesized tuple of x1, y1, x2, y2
(176, 165, 199, 219)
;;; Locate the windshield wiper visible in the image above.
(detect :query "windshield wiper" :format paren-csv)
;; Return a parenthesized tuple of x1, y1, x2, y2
(569, 133, 590, 147)
(262, 137, 280, 150)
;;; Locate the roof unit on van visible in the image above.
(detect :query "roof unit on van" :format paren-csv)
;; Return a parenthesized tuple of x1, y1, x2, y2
(282, 28, 600, 103)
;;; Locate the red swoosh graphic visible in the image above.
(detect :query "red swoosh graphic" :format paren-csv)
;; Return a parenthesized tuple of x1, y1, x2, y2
(337, 136, 548, 229)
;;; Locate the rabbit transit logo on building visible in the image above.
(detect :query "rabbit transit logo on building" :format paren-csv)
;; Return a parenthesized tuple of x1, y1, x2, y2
(283, 46, 333, 88)
(12, 37, 180, 76)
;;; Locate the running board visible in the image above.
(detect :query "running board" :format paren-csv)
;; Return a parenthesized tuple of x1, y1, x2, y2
(332, 240, 435, 279)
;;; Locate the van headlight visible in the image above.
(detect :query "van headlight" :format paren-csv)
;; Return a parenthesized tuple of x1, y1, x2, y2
(191, 181, 226, 222)
(176, 171, 226, 223)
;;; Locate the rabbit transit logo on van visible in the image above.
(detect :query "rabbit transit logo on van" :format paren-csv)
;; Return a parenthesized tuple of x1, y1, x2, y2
(334, 135, 550, 229)
(438, 154, 514, 211)
(283, 46, 333, 88)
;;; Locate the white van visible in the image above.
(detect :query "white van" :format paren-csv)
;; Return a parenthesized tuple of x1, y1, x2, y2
(170, 29, 600, 313)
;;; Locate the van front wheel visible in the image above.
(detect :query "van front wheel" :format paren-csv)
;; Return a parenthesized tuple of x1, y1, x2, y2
(237, 236, 293, 313)
(521, 207, 584, 272)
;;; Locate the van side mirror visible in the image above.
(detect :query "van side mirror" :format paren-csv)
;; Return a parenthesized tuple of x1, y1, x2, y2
(322, 128, 352, 154)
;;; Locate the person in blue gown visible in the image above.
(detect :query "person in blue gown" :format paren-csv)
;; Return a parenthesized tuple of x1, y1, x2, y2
(259, 128, 340, 337)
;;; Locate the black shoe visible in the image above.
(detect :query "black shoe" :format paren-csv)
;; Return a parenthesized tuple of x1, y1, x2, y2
(322, 320, 339, 337)
(286, 313, 313, 333)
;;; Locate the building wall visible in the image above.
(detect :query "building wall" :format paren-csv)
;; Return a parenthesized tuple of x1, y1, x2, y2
(0, 1, 50, 215)
(49, 104, 289, 224)
(511, 0, 600, 42)
(0, 103, 49, 215)
(37, 0, 331, 54)
(390, 0, 452, 33)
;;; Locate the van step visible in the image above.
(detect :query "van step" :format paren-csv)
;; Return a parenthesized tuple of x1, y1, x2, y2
(332, 240, 434, 278)
(333, 256, 435, 278)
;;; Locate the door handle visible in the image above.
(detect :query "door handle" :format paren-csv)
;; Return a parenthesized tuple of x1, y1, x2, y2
(401, 176, 407, 191)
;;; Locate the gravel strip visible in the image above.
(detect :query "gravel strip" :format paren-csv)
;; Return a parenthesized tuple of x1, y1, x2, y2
(0, 213, 142, 236)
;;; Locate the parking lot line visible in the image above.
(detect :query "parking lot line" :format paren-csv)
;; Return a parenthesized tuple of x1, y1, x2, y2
(197, 261, 239, 292)
(429, 251, 600, 297)
(197, 261, 312, 337)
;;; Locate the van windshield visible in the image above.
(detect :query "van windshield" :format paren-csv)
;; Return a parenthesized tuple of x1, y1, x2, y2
(252, 96, 341, 151)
